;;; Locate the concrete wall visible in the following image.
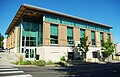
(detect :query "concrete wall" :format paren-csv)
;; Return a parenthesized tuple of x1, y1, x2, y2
(37, 46, 103, 62)
(37, 46, 72, 62)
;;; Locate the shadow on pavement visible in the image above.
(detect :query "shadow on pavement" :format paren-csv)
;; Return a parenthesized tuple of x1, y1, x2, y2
(48, 62, 120, 77)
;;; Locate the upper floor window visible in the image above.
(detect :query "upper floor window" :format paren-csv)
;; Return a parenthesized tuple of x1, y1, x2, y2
(100, 32, 104, 46)
(91, 31, 96, 46)
(107, 34, 111, 41)
(80, 29, 85, 40)
(67, 27, 73, 45)
(50, 24, 58, 44)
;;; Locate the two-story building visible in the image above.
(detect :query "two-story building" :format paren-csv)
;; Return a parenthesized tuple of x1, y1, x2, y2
(5, 4, 113, 62)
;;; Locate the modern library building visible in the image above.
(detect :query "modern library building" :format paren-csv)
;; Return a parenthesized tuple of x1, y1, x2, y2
(5, 4, 113, 62)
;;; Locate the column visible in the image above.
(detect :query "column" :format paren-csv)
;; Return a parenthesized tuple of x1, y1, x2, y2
(15, 27, 19, 48)
(85, 29, 92, 46)
(110, 34, 113, 43)
(73, 27, 80, 42)
(103, 32, 107, 43)
(43, 22, 50, 46)
(95, 31, 100, 47)
(58, 24, 67, 46)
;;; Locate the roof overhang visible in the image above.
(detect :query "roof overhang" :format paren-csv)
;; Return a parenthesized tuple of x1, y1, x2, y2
(5, 4, 113, 34)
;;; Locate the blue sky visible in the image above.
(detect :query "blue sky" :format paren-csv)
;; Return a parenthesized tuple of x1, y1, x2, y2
(0, 0, 120, 43)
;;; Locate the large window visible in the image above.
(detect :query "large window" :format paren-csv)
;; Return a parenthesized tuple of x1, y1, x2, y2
(100, 32, 104, 46)
(22, 36, 36, 46)
(91, 31, 96, 46)
(22, 17, 39, 47)
(50, 24, 58, 44)
(80, 29, 85, 40)
(67, 27, 73, 45)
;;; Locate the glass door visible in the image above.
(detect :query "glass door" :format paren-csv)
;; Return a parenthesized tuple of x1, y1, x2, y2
(25, 48, 36, 60)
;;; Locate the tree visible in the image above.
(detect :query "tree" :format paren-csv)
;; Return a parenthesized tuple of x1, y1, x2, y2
(78, 35, 89, 61)
(0, 33, 4, 47)
(102, 39, 115, 62)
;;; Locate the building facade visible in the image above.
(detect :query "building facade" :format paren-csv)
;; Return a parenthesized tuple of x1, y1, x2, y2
(5, 4, 113, 62)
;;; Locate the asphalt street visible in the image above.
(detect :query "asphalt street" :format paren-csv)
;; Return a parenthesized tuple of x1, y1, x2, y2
(16, 63, 120, 77)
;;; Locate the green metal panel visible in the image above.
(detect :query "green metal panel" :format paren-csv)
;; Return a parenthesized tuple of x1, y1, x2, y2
(44, 15, 110, 32)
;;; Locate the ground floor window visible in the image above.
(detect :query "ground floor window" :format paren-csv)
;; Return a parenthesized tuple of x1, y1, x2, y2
(82, 52, 86, 58)
(68, 52, 74, 60)
(102, 52, 108, 57)
(92, 52, 97, 58)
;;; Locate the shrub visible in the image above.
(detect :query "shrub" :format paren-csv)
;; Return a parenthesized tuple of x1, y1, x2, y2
(11, 61, 19, 65)
(46, 60, 54, 65)
(60, 56, 66, 61)
(31, 60, 37, 65)
(23, 60, 32, 65)
(36, 60, 46, 66)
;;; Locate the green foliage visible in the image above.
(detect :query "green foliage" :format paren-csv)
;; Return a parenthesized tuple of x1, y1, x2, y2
(36, 60, 46, 66)
(23, 60, 32, 65)
(46, 60, 54, 65)
(77, 34, 89, 61)
(102, 39, 115, 57)
(60, 56, 66, 61)
(78, 35, 89, 52)
(0, 34, 4, 47)
(31, 60, 37, 65)
(11, 61, 19, 65)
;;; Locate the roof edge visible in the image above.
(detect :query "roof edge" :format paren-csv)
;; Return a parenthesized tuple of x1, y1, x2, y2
(22, 4, 113, 28)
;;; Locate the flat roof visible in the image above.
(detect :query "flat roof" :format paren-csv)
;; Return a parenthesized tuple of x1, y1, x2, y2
(5, 4, 112, 34)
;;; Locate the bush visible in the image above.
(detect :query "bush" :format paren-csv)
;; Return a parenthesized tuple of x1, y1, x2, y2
(11, 61, 19, 65)
(60, 56, 66, 61)
(23, 60, 32, 65)
(46, 60, 54, 65)
(36, 60, 46, 66)
(31, 60, 37, 65)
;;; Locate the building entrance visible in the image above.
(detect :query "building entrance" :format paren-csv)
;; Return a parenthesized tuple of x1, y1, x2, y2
(24, 48, 36, 60)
